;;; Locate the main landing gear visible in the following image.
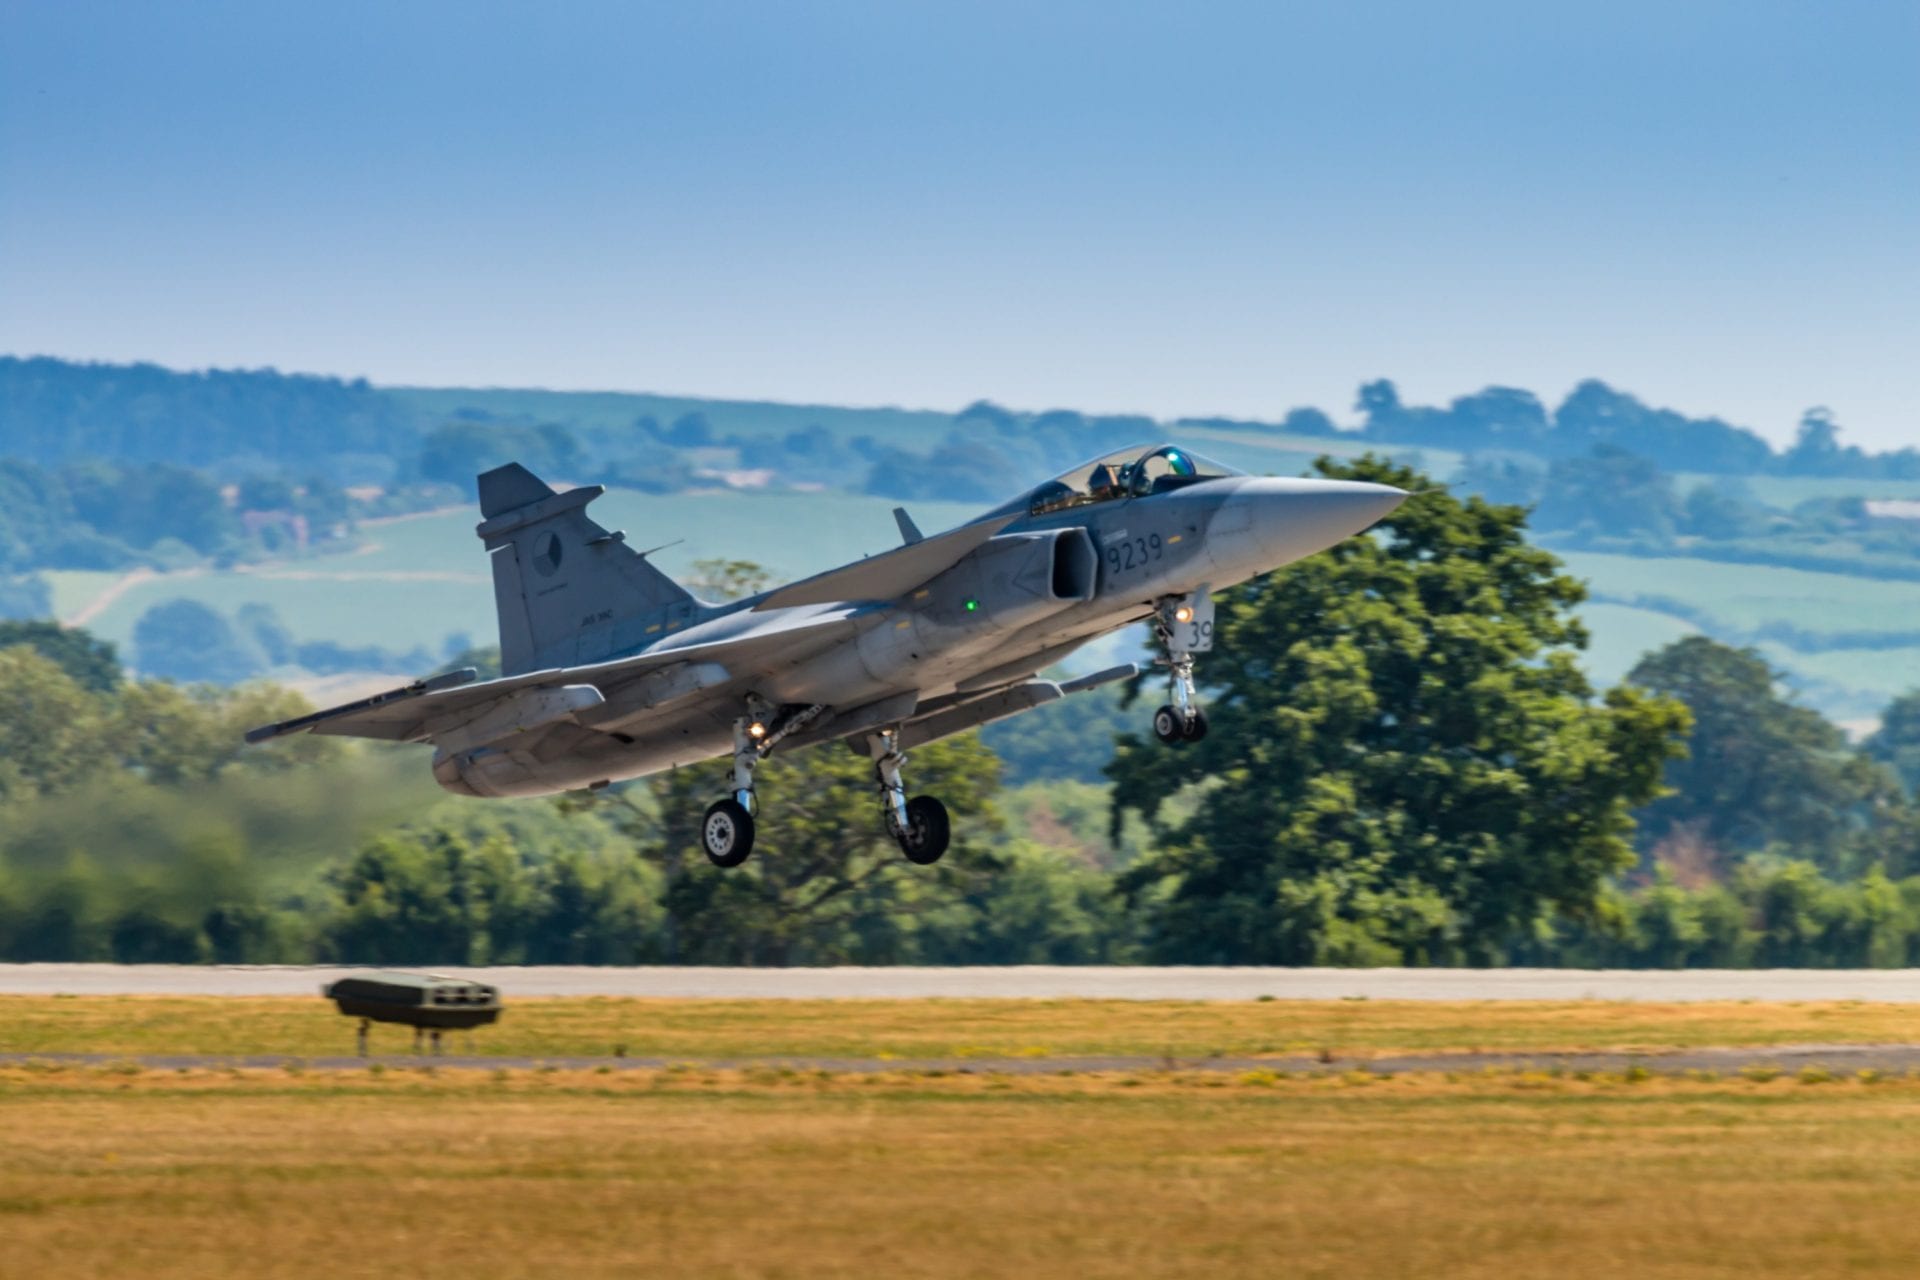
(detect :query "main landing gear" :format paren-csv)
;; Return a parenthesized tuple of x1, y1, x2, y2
(697, 701, 950, 867)
(702, 695, 812, 868)
(1152, 589, 1214, 745)
(699, 708, 764, 868)
(870, 728, 951, 865)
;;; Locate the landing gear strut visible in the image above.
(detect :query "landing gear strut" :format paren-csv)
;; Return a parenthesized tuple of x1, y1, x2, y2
(1152, 589, 1213, 745)
(697, 699, 832, 867)
(701, 700, 773, 867)
(870, 729, 951, 864)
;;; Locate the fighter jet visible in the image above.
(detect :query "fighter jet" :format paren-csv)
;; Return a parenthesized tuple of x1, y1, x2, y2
(248, 444, 1405, 867)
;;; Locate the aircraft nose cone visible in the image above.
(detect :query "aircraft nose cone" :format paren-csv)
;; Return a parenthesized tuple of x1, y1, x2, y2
(1204, 477, 1407, 582)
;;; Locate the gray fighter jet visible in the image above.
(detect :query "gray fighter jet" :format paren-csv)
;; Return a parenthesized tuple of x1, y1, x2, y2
(248, 444, 1404, 866)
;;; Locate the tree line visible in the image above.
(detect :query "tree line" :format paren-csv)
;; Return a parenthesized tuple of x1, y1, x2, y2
(5, 357, 1914, 625)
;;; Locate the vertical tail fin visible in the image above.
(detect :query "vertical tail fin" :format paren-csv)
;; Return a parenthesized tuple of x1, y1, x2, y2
(475, 463, 698, 675)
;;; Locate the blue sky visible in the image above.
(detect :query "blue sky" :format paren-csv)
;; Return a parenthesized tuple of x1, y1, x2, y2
(2, 1, 1914, 447)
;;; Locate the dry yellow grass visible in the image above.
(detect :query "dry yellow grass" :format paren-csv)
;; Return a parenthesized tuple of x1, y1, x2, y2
(4, 994, 1919, 1060)
(6, 1065, 1920, 1278)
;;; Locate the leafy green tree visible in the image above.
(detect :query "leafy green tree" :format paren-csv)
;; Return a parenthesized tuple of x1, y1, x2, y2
(1109, 456, 1689, 965)
(980, 681, 1132, 785)
(1681, 482, 1768, 540)
(1533, 446, 1685, 544)
(686, 558, 774, 602)
(0, 647, 113, 802)
(69, 463, 236, 556)
(1453, 452, 1546, 509)
(917, 842, 1136, 963)
(236, 475, 298, 512)
(132, 598, 265, 682)
(1626, 637, 1896, 865)
(0, 621, 120, 692)
(1863, 690, 1920, 796)
(434, 643, 503, 680)
(1778, 407, 1871, 478)
(999, 779, 1153, 869)
(0, 575, 51, 621)
(521, 846, 665, 964)
(110, 680, 338, 784)
(416, 422, 582, 494)
(322, 830, 502, 964)
(593, 732, 1005, 965)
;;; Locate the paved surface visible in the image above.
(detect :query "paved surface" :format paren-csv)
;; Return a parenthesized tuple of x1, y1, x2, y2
(8, 1043, 1920, 1077)
(6, 964, 1920, 1001)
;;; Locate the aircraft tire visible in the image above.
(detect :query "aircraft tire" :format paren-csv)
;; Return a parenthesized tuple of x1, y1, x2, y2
(702, 799, 756, 867)
(1182, 708, 1209, 742)
(1152, 705, 1185, 745)
(897, 795, 951, 865)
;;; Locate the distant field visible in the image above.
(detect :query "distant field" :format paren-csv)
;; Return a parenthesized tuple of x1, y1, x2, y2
(44, 569, 124, 621)
(1559, 551, 1920, 716)
(7, 995, 1920, 1060)
(1673, 472, 1920, 510)
(1761, 643, 1920, 707)
(1559, 551, 1920, 638)
(60, 490, 984, 659)
(1573, 602, 1702, 686)
(8, 1059, 1920, 1277)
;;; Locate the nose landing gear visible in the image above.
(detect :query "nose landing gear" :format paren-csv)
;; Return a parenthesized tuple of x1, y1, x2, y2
(1152, 589, 1213, 745)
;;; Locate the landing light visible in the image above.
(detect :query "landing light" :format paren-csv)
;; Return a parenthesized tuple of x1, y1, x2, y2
(1174, 605, 1194, 623)
(747, 721, 769, 739)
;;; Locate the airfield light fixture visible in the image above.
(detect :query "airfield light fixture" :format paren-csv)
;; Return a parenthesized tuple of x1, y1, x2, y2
(324, 972, 502, 1057)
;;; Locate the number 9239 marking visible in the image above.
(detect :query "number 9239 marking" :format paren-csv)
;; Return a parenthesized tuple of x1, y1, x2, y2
(1105, 533, 1162, 575)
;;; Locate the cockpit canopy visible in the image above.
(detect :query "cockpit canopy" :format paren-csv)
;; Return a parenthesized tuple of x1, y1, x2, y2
(1010, 444, 1243, 518)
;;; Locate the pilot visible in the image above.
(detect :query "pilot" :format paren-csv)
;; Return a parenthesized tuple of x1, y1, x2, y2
(1088, 463, 1121, 500)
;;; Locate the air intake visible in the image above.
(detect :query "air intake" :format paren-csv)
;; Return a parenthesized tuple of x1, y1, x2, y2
(1050, 528, 1098, 601)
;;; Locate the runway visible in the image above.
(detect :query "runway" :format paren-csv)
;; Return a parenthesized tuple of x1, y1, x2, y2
(6, 964, 1920, 1000)
(7, 1042, 1920, 1077)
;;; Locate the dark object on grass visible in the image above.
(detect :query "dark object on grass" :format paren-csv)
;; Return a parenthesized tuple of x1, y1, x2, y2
(324, 971, 502, 1056)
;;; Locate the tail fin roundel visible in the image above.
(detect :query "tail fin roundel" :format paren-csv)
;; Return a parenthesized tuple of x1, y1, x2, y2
(475, 464, 696, 675)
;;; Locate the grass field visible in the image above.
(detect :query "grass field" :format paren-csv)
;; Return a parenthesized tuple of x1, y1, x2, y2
(9, 1052, 1920, 1276)
(7, 996, 1920, 1061)
(10, 998, 1920, 1276)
